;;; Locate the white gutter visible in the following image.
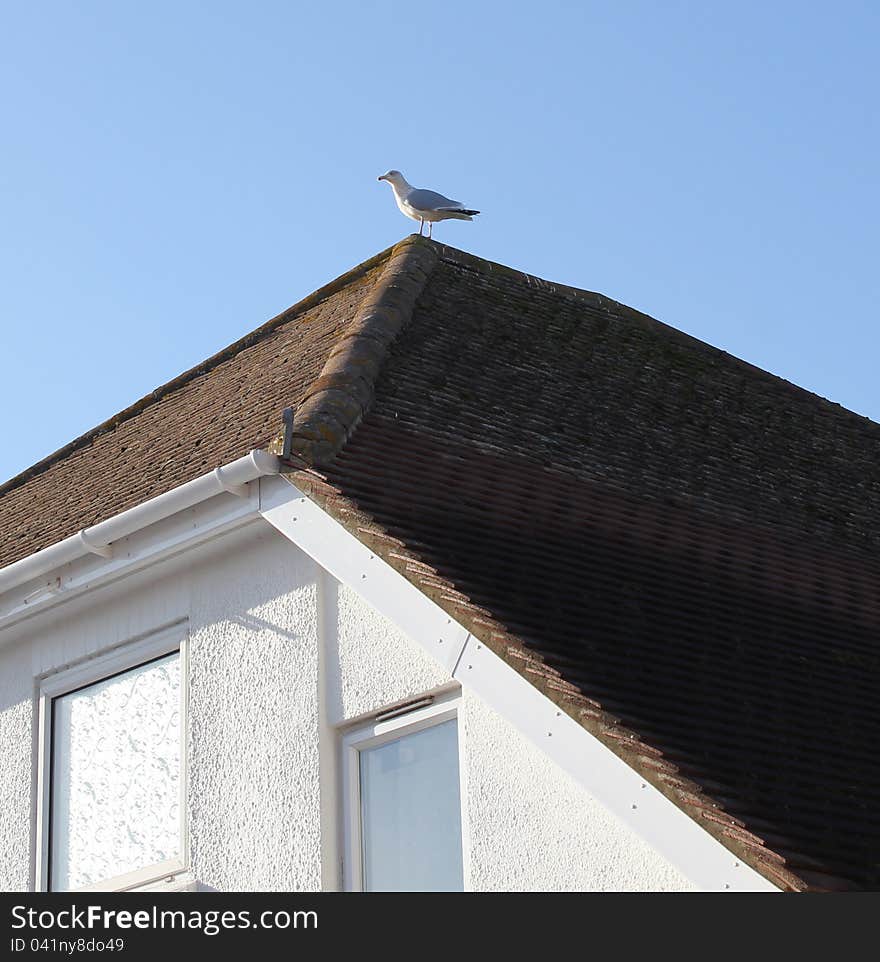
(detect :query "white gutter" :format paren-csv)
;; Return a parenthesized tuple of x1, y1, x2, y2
(0, 449, 279, 597)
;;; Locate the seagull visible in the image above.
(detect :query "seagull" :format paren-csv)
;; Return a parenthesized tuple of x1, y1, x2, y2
(377, 170, 480, 238)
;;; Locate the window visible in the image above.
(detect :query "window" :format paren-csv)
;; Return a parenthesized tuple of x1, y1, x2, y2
(342, 694, 464, 891)
(36, 626, 188, 892)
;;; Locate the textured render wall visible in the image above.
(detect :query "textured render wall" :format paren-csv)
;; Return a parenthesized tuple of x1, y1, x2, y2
(324, 577, 450, 723)
(0, 522, 321, 892)
(186, 529, 321, 891)
(1, 516, 693, 892)
(0, 640, 32, 892)
(460, 691, 694, 891)
(330, 584, 695, 892)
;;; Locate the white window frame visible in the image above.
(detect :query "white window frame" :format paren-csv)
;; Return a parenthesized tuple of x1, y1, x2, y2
(341, 691, 465, 892)
(34, 622, 189, 893)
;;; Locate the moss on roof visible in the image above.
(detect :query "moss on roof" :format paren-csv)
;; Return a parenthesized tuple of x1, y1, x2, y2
(3, 234, 880, 890)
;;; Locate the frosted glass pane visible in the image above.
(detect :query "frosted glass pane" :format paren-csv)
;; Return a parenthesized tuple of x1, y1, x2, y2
(360, 719, 463, 891)
(50, 652, 181, 891)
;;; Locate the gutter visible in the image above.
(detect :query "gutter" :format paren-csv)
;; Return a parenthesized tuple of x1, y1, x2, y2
(0, 449, 279, 597)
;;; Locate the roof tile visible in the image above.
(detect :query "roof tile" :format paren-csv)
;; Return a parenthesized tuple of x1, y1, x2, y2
(3, 235, 879, 890)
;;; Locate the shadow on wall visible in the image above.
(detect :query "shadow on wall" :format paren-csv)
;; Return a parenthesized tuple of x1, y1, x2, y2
(226, 613, 303, 645)
(317, 572, 344, 724)
(0, 638, 35, 714)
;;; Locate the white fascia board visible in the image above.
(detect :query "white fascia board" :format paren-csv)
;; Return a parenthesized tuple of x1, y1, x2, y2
(259, 474, 779, 893)
(259, 475, 469, 674)
(0, 450, 278, 637)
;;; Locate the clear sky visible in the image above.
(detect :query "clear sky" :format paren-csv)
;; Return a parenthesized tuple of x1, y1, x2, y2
(2, 2, 878, 486)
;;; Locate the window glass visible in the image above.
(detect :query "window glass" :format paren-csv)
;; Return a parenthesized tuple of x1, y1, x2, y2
(359, 718, 463, 891)
(50, 652, 181, 891)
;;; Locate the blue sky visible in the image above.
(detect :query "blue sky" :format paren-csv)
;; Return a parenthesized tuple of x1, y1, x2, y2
(2, 2, 878, 485)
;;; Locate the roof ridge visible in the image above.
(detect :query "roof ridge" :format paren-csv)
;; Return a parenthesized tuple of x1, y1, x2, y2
(0, 242, 398, 500)
(8, 234, 876, 503)
(433, 242, 880, 432)
(275, 233, 439, 466)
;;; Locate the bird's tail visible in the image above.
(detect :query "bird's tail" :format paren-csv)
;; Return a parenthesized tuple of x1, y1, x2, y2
(442, 208, 480, 221)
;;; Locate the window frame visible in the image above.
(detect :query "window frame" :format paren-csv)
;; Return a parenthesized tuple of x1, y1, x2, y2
(34, 623, 190, 893)
(341, 692, 465, 892)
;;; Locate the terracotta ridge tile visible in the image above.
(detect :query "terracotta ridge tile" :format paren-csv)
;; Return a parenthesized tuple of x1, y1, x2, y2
(0, 244, 398, 498)
(275, 235, 439, 467)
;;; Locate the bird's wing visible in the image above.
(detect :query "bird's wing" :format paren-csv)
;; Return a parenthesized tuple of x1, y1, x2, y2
(405, 188, 465, 211)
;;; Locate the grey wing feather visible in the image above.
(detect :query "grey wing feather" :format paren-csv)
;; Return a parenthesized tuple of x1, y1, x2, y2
(405, 188, 465, 211)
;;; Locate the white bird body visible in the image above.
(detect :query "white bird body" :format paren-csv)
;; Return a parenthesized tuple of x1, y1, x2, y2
(378, 170, 479, 236)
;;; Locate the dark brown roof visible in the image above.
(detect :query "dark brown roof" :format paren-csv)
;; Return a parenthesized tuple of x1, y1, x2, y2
(3, 234, 879, 890)
(0, 248, 390, 569)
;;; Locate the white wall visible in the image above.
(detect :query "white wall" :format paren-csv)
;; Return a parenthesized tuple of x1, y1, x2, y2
(324, 576, 694, 892)
(460, 691, 692, 890)
(0, 522, 321, 893)
(0, 517, 693, 892)
(185, 528, 321, 892)
(0, 639, 32, 891)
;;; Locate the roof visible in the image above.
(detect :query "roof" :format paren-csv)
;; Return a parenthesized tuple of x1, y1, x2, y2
(0, 248, 390, 569)
(3, 234, 879, 891)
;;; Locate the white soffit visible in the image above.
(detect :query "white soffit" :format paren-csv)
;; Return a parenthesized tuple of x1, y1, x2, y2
(259, 474, 778, 893)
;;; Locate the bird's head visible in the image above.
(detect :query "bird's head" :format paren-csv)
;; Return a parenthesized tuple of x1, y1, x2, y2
(377, 169, 404, 185)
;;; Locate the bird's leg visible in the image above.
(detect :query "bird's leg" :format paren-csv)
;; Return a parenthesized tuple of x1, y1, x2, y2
(427, 222, 433, 239)
(419, 219, 424, 236)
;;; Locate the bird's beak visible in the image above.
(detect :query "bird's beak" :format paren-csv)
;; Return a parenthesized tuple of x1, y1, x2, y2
(377, 175, 385, 182)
